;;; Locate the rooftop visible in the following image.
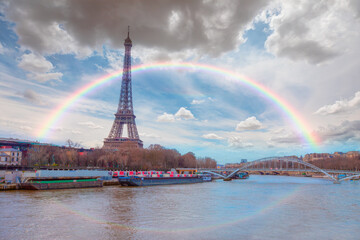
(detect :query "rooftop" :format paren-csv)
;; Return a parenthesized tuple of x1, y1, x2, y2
(0, 148, 21, 152)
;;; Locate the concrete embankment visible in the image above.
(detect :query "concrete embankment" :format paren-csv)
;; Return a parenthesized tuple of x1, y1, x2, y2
(0, 184, 20, 191)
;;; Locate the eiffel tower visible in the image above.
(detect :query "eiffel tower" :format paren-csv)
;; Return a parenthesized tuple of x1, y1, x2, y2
(103, 27, 143, 149)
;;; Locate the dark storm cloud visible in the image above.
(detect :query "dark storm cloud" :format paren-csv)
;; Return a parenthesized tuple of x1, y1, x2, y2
(2, 0, 269, 57)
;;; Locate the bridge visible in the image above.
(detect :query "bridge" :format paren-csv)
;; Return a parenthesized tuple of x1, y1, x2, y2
(200, 157, 360, 184)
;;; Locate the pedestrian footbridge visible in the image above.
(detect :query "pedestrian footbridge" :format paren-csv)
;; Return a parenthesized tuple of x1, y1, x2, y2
(200, 157, 360, 184)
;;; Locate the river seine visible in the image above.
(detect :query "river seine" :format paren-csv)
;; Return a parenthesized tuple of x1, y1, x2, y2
(1, 175, 359, 239)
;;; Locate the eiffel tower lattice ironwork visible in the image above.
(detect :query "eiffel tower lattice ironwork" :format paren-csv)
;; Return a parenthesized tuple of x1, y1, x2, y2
(103, 27, 143, 149)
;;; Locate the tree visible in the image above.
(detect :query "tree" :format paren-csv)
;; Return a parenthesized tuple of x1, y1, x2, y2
(66, 139, 81, 148)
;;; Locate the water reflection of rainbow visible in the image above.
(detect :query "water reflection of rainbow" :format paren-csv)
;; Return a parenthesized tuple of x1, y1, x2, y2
(37, 62, 320, 149)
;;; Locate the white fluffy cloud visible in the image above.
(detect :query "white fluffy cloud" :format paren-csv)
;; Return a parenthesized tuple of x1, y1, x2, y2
(315, 91, 360, 115)
(18, 53, 53, 73)
(202, 133, 224, 140)
(236, 116, 262, 131)
(18, 53, 62, 82)
(228, 136, 254, 149)
(157, 113, 175, 122)
(175, 107, 195, 120)
(156, 107, 195, 123)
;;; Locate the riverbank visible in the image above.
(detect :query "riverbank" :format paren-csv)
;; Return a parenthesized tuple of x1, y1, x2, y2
(0, 183, 19, 190)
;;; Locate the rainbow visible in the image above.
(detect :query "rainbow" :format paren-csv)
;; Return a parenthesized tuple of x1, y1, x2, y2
(37, 62, 320, 148)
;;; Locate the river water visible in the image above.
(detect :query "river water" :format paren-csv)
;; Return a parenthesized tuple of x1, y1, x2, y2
(1, 175, 359, 240)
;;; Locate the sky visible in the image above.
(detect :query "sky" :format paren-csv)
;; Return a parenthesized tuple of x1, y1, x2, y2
(0, 0, 359, 163)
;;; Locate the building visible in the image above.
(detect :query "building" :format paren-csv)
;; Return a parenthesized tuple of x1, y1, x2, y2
(216, 164, 224, 169)
(304, 151, 360, 162)
(345, 151, 360, 159)
(303, 153, 331, 161)
(0, 147, 22, 166)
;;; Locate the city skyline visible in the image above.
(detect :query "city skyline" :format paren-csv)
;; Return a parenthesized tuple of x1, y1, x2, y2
(0, 1, 359, 163)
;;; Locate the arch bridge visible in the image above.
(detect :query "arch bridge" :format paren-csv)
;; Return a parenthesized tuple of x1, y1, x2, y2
(201, 157, 345, 184)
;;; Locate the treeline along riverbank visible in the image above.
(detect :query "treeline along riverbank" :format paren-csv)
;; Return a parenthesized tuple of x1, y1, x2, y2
(21, 144, 217, 170)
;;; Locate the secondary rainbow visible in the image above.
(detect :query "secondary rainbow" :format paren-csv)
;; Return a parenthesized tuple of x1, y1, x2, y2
(37, 62, 320, 149)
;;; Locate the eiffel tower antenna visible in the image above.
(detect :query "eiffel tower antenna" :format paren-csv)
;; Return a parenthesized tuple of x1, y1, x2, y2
(103, 27, 143, 149)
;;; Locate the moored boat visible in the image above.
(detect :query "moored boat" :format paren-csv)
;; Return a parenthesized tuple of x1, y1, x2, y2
(118, 174, 210, 186)
(235, 172, 249, 179)
(21, 176, 103, 190)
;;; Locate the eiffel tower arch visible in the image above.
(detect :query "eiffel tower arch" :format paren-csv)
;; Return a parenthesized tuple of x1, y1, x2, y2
(103, 27, 143, 149)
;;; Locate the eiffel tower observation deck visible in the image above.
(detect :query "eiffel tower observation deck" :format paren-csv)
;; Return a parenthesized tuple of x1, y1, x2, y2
(103, 27, 143, 149)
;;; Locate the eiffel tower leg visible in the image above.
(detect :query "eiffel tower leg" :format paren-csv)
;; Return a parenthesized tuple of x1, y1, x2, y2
(127, 123, 133, 139)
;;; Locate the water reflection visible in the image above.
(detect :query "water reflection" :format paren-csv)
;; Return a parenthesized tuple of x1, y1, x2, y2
(1, 175, 359, 240)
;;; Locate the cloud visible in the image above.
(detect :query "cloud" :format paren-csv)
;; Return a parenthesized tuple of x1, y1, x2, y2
(19, 126, 32, 131)
(28, 72, 63, 83)
(78, 121, 104, 129)
(175, 107, 195, 120)
(191, 99, 206, 105)
(315, 91, 360, 115)
(103, 48, 124, 72)
(156, 112, 175, 122)
(0, 42, 5, 54)
(156, 107, 195, 122)
(18, 53, 63, 82)
(49, 127, 63, 132)
(265, 0, 356, 64)
(270, 134, 303, 144)
(228, 136, 254, 149)
(3, 0, 270, 58)
(266, 128, 304, 145)
(140, 132, 161, 139)
(22, 89, 44, 105)
(202, 133, 224, 140)
(18, 53, 53, 73)
(267, 142, 275, 148)
(191, 97, 215, 105)
(316, 120, 360, 142)
(236, 116, 262, 131)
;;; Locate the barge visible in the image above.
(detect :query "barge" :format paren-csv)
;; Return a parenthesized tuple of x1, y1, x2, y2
(118, 174, 211, 186)
(21, 176, 103, 190)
